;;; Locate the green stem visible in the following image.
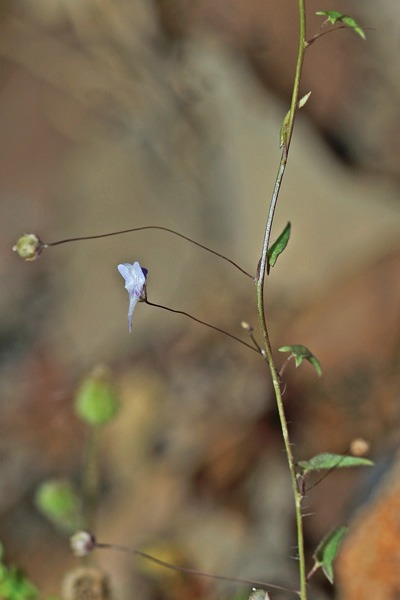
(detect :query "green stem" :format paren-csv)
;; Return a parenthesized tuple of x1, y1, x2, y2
(256, 1, 307, 599)
(82, 425, 101, 532)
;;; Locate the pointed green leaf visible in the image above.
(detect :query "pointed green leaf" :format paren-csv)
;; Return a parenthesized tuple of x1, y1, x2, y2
(313, 526, 347, 584)
(316, 11, 366, 40)
(340, 15, 366, 40)
(278, 344, 322, 376)
(267, 222, 291, 274)
(297, 452, 374, 473)
(316, 10, 343, 25)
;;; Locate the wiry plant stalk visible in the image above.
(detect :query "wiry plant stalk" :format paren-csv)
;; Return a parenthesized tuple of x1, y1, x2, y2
(255, 0, 307, 598)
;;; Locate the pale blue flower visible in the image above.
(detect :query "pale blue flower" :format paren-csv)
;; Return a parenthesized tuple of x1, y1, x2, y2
(118, 261, 147, 332)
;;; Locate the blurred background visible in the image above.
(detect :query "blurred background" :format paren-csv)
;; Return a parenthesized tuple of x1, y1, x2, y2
(0, 0, 400, 598)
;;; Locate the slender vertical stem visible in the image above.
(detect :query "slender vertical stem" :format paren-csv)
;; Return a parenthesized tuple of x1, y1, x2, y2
(256, 1, 307, 598)
(82, 425, 101, 532)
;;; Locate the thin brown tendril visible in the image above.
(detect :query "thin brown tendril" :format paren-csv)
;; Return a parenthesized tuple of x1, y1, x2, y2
(307, 25, 373, 46)
(144, 299, 259, 353)
(46, 226, 254, 279)
(95, 542, 299, 596)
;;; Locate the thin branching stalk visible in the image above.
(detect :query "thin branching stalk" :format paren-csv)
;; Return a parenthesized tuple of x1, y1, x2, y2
(255, 0, 307, 598)
(94, 541, 299, 596)
(144, 298, 260, 353)
(46, 225, 254, 279)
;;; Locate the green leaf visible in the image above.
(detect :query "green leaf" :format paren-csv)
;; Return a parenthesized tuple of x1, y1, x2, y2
(0, 569, 38, 600)
(316, 10, 366, 40)
(316, 10, 342, 25)
(313, 526, 347, 583)
(0, 543, 39, 600)
(0, 553, 38, 600)
(297, 452, 374, 473)
(267, 222, 291, 274)
(278, 344, 322, 376)
(280, 93, 311, 147)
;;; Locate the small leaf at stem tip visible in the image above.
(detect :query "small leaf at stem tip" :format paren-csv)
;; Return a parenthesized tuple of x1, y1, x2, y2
(316, 10, 366, 40)
(267, 222, 291, 274)
(312, 526, 347, 584)
(297, 452, 374, 473)
(278, 344, 322, 376)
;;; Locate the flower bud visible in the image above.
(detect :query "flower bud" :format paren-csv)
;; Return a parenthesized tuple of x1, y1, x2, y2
(350, 438, 370, 457)
(12, 233, 45, 261)
(241, 321, 254, 333)
(70, 531, 96, 557)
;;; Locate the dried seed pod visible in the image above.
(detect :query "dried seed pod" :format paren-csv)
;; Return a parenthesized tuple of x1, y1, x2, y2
(62, 567, 110, 600)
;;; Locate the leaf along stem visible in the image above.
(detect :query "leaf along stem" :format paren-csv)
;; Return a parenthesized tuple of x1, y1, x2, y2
(255, 0, 307, 598)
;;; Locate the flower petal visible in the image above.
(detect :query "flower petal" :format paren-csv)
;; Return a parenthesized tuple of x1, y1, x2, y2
(118, 261, 147, 332)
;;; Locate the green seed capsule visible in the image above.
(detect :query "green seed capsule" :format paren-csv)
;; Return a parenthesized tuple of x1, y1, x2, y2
(35, 479, 81, 532)
(13, 233, 45, 260)
(75, 365, 119, 425)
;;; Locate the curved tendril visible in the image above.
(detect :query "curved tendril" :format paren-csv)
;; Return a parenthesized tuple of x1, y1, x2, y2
(95, 542, 299, 596)
(144, 299, 260, 353)
(46, 225, 254, 279)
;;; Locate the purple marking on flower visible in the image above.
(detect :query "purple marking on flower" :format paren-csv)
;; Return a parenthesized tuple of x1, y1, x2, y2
(118, 261, 147, 332)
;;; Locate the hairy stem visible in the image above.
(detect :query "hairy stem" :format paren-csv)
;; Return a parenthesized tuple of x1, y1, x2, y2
(255, 1, 307, 598)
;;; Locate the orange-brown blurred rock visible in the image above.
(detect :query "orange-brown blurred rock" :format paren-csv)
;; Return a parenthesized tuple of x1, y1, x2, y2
(336, 456, 400, 599)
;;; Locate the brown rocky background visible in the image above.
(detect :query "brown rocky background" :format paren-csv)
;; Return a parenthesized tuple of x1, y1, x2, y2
(0, 1, 399, 599)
